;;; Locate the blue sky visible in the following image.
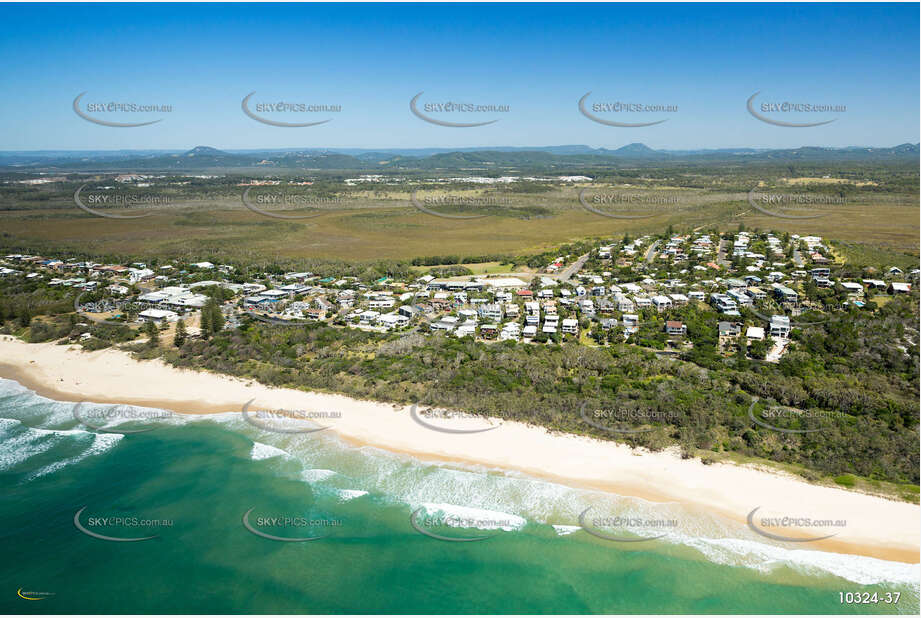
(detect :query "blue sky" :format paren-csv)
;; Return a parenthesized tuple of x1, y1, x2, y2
(0, 2, 917, 150)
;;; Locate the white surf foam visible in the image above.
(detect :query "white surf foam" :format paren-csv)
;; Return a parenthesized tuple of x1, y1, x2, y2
(337, 489, 369, 502)
(418, 503, 526, 531)
(0, 418, 61, 470)
(682, 535, 921, 586)
(302, 468, 337, 482)
(251, 441, 289, 460)
(24, 432, 123, 481)
(3, 377, 917, 590)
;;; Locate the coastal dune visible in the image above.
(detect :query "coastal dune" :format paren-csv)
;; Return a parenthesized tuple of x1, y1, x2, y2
(1, 336, 918, 564)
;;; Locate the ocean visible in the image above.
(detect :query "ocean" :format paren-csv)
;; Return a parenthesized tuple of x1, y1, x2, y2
(0, 377, 917, 614)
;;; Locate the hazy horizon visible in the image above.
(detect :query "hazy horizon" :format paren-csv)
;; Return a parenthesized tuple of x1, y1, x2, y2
(1, 141, 918, 155)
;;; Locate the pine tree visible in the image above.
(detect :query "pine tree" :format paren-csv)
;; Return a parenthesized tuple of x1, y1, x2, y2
(210, 301, 224, 333)
(144, 319, 159, 346)
(173, 319, 187, 348)
(200, 306, 212, 339)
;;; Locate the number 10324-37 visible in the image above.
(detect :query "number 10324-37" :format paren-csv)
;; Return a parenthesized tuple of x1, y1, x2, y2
(839, 591, 900, 604)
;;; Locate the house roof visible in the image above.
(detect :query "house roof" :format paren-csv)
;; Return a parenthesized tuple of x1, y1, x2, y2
(746, 326, 765, 339)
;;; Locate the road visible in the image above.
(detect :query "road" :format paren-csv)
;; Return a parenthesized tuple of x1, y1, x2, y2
(554, 253, 590, 282)
(643, 241, 660, 266)
(717, 239, 730, 266)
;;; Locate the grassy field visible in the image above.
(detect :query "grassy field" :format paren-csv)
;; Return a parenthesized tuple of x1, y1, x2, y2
(419, 261, 524, 275)
(0, 184, 917, 263)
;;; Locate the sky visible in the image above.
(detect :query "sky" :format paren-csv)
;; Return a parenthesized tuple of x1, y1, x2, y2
(0, 2, 918, 151)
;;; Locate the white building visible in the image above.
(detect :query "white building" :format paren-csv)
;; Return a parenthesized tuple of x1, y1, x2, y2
(651, 295, 672, 312)
(769, 315, 791, 338)
(746, 326, 765, 341)
(139, 309, 178, 323)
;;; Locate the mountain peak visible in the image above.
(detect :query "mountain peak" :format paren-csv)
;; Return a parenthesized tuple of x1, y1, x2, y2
(184, 146, 227, 157)
(615, 143, 656, 154)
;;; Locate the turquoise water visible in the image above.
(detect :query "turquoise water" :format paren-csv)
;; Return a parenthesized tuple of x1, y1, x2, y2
(0, 377, 917, 614)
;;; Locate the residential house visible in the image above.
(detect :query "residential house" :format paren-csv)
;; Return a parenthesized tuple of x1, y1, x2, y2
(665, 320, 686, 336)
(769, 315, 791, 339)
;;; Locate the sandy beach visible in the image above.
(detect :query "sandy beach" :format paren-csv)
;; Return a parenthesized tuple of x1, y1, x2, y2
(1, 336, 918, 564)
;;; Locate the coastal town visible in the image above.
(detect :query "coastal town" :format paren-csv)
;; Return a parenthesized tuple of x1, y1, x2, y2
(2, 230, 916, 362)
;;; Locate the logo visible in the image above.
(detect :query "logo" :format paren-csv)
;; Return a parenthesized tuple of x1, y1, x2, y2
(409, 506, 506, 542)
(746, 91, 842, 128)
(17, 589, 55, 601)
(749, 308, 825, 328)
(73, 506, 163, 542)
(240, 91, 337, 128)
(409, 189, 496, 219)
(579, 402, 676, 434)
(578, 92, 672, 127)
(73, 184, 157, 219)
(241, 186, 328, 220)
(578, 187, 675, 219)
(74, 291, 130, 326)
(73, 92, 168, 127)
(746, 506, 843, 542)
(72, 401, 172, 434)
(243, 310, 309, 327)
(409, 91, 506, 127)
(578, 506, 676, 542)
(409, 405, 499, 435)
(746, 187, 840, 220)
(241, 400, 333, 434)
(747, 399, 842, 435)
(241, 508, 334, 542)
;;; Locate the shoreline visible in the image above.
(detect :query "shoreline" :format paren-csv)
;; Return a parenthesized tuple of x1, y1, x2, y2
(1, 336, 918, 565)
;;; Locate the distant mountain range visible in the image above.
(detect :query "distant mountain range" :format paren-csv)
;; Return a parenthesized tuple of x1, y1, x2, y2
(1, 143, 917, 171)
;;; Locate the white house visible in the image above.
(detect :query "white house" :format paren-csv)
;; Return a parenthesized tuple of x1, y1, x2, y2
(139, 308, 178, 323)
(378, 312, 410, 330)
(769, 315, 791, 338)
(746, 326, 765, 341)
(839, 281, 863, 297)
(651, 295, 673, 312)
